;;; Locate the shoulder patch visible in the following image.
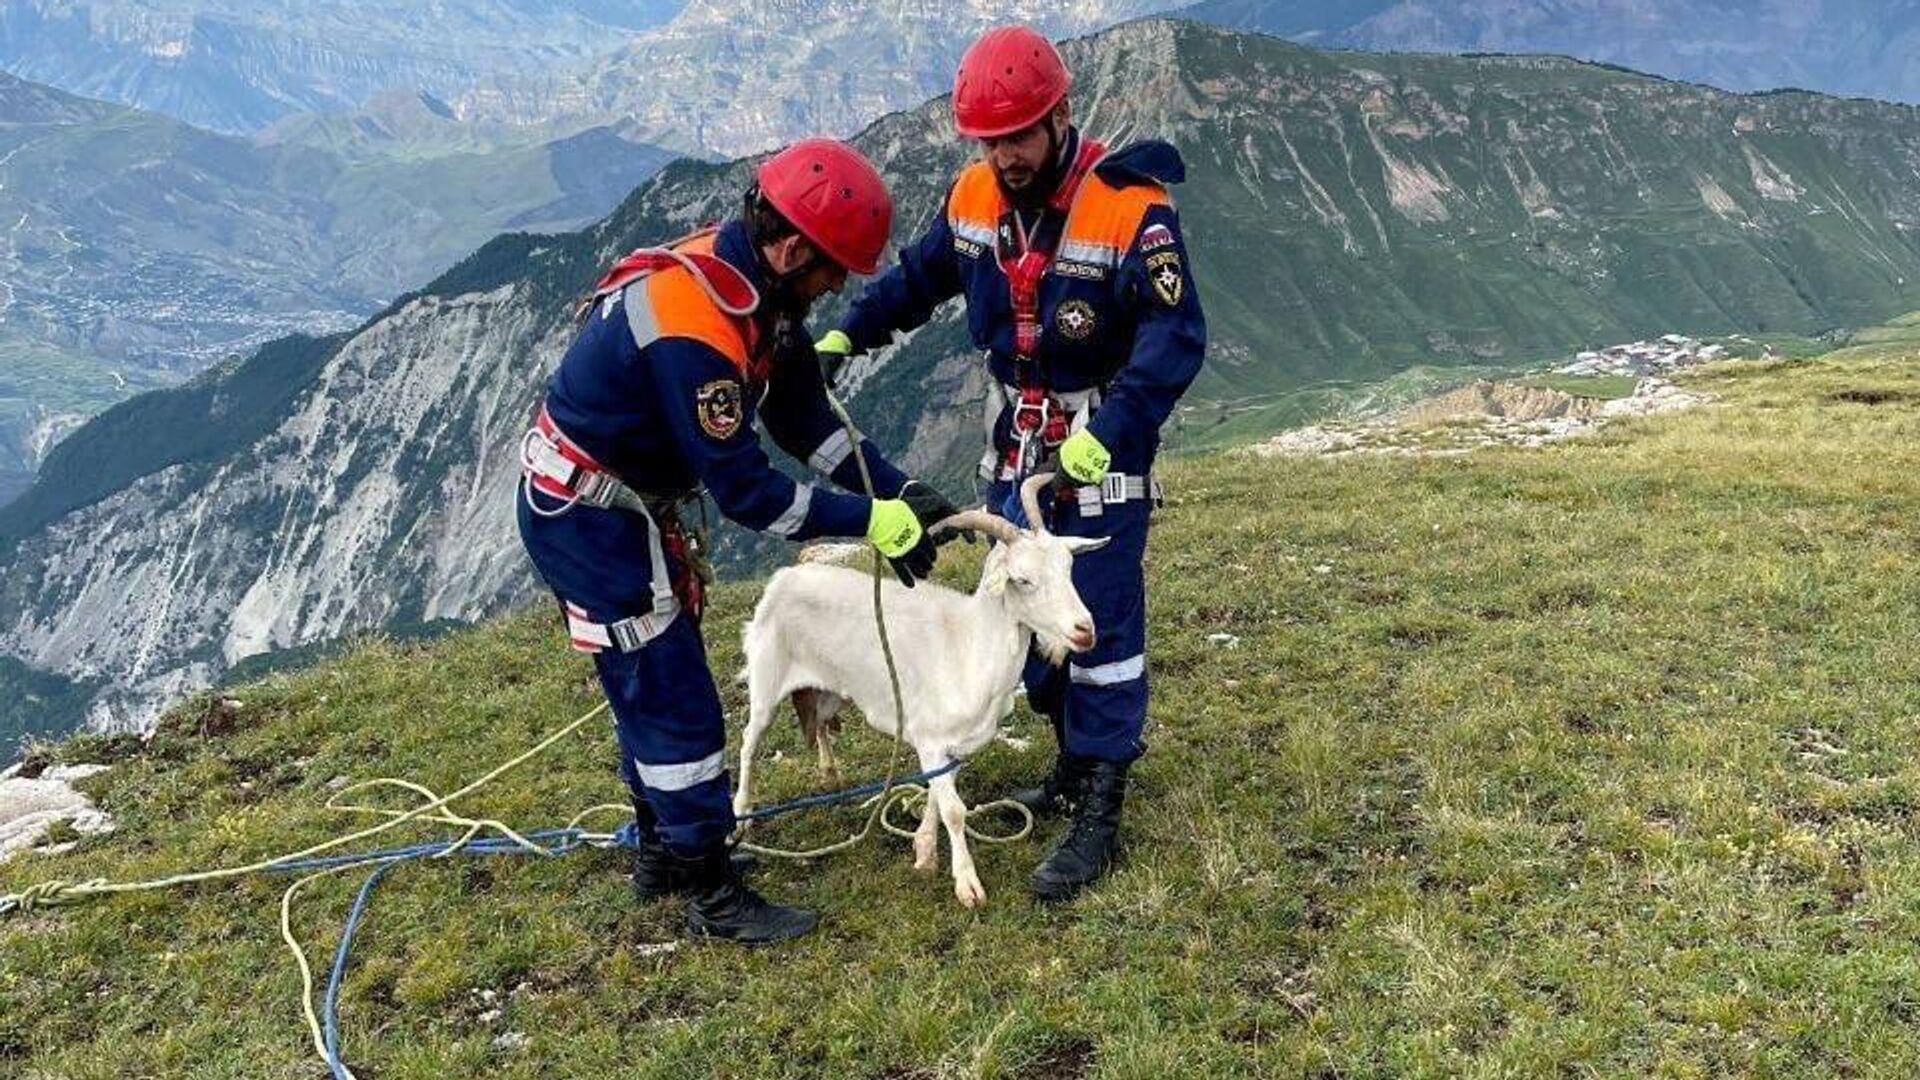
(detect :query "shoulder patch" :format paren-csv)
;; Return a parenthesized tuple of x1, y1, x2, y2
(696, 378, 745, 440)
(1146, 251, 1185, 307)
(1139, 223, 1176, 252)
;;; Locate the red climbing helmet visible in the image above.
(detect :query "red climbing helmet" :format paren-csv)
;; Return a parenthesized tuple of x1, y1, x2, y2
(952, 25, 1072, 139)
(755, 137, 893, 275)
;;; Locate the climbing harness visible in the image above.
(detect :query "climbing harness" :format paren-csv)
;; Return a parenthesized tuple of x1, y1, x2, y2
(519, 407, 713, 621)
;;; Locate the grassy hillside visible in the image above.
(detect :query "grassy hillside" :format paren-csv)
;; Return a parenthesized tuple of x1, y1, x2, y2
(4, 324, 1920, 1077)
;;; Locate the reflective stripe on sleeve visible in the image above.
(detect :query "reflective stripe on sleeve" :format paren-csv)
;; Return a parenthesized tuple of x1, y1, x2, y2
(766, 484, 814, 538)
(623, 281, 662, 349)
(807, 427, 856, 476)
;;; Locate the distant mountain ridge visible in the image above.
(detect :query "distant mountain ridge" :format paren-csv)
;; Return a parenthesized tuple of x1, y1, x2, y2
(1182, 0, 1920, 105)
(0, 0, 1190, 506)
(447, 0, 1191, 157)
(5, 18, 1920, 744)
(0, 0, 687, 134)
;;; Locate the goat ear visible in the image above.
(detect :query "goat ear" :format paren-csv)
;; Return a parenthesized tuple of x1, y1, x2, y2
(979, 545, 1011, 594)
(1063, 536, 1111, 557)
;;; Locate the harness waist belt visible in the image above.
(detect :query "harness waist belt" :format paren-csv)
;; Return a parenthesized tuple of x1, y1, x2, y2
(981, 460, 1161, 510)
(522, 404, 698, 625)
(520, 408, 678, 515)
(1071, 473, 1161, 517)
(563, 601, 679, 654)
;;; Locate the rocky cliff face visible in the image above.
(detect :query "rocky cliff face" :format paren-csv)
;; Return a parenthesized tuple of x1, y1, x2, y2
(451, 0, 1189, 157)
(6, 19, 1920, 737)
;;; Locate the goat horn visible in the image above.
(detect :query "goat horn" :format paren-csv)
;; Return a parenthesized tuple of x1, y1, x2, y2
(935, 509, 1022, 545)
(1019, 472, 1055, 536)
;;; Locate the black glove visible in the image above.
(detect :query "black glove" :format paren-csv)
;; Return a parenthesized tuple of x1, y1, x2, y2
(901, 480, 967, 546)
(886, 533, 938, 588)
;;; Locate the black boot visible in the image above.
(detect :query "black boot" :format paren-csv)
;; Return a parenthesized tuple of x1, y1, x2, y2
(1031, 758, 1130, 902)
(1009, 751, 1091, 818)
(677, 846, 818, 944)
(628, 794, 675, 901)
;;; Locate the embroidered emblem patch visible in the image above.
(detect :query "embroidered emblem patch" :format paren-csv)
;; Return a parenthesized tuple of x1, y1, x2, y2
(1139, 223, 1176, 251)
(695, 379, 745, 440)
(1054, 299, 1098, 341)
(1146, 251, 1185, 307)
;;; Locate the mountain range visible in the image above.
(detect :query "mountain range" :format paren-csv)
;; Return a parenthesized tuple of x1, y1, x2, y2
(444, 0, 1188, 158)
(3, 17, 1919, 750)
(1184, 0, 1920, 104)
(0, 70, 675, 504)
(0, 0, 687, 134)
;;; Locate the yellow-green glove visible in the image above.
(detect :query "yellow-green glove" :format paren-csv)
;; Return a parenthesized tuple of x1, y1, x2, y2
(867, 499, 934, 587)
(1059, 429, 1111, 484)
(815, 329, 854, 387)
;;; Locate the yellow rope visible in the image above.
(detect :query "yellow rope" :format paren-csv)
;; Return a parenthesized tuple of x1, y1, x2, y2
(0, 700, 608, 917)
(279, 863, 367, 1080)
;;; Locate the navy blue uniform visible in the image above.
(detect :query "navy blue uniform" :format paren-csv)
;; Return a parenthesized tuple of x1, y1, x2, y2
(519, 220, 908, 852)
(838, 133, 1206, 762)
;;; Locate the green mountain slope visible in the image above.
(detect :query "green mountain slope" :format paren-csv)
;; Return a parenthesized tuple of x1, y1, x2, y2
(824, 22, 1920, 481)
(5, 323, 1920, 1075)
(1182, 0, 1920, 105)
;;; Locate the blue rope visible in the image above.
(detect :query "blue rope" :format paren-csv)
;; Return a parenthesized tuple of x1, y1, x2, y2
(305, 759, 966, 1076)
(323, 860, 399, 1079)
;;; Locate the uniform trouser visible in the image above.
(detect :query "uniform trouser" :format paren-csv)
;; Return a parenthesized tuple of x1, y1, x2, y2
(589, 610, 736, 855)
(989, 479, 1152, 763)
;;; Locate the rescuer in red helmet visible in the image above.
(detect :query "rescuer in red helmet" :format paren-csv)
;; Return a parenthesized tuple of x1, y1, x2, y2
(820, 26, 1208, 902)
(517, 138, 961, 943)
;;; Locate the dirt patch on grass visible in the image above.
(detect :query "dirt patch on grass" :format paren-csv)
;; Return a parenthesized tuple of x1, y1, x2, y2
(1025, 1036, 1097, 1080)
(1828, 387, 1917, 406)
(1400, 380, 1610, 425)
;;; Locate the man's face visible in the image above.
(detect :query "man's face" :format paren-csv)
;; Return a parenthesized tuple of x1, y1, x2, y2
(980, 119, 1055, 194)
(794, 257, 849, 304)
(767, 234, 849, 305)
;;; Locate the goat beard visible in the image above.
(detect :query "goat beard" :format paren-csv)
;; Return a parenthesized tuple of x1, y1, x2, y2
(1032, 633, 1072, 667)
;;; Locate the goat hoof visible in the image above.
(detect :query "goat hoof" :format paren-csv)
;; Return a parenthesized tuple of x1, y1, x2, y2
(913, 850, 937, 874)
(954, 877, 987, 908)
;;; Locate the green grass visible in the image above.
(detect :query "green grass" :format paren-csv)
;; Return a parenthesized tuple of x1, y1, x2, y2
(6, 332, 1920, 1077)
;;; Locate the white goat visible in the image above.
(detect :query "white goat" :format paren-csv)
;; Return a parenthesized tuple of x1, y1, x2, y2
(736, 474, 1107, 907)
